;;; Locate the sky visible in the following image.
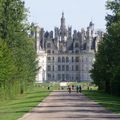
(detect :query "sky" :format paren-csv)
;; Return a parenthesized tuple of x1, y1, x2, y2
(24, 0, 107, 31)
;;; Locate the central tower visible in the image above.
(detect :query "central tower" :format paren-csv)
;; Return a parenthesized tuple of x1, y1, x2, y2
(60, 12, 66, 30)
(60, 12, 67, 42)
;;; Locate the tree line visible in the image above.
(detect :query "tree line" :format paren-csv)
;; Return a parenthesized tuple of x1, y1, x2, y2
(90, 0, 120, 96)
(0, 0, 38, 99)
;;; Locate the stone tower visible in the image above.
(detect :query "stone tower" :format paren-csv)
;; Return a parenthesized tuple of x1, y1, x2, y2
(60, 12, 67, 42)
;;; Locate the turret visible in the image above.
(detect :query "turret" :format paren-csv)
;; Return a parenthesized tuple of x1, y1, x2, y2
(40, 28, 45, 50)
(68, 26, 72, 39)
(89, 21, 94, 37)
(86, 21, 94, 51)
(34, 26, 41, 53)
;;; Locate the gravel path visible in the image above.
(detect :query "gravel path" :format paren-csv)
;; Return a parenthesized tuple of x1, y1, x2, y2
(18, 91, 120, 120)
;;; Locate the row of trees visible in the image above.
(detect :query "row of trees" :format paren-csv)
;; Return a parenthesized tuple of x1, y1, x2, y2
(0, 0, 38, 99)
(90, 0, 120, 96)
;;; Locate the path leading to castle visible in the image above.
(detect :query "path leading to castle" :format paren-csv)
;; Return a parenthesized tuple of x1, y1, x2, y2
(18, 91, 120, 120)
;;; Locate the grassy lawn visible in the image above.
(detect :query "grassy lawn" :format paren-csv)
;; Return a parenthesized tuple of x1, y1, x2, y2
(83, 90, 120, 115)
(0, 86, 53, 120)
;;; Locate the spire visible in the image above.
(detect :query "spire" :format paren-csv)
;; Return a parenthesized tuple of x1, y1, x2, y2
(89, 21, 94, 33)
(60, 12, 67, 42)
(89, 21, 94, 27)
(60, 12, 66, 29)
(62, 12, 64, 18)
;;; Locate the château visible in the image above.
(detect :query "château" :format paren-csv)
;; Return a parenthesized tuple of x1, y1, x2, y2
(31, 13, 102, 83)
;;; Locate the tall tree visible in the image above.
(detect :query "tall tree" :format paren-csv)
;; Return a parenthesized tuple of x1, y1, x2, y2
(0, 0, 38, 98)
(90, 0, 120, 95)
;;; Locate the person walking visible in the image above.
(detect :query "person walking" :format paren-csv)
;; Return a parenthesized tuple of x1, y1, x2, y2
(76, 85, 79, 93)
(76, 85, 82, 93)
(78, 85, 82, 93)
(68, 85, 71, 93)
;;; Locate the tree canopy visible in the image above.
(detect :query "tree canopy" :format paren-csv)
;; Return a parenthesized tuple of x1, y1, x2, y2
(90, 0, 120, 96)
(0, 0, 38, 99)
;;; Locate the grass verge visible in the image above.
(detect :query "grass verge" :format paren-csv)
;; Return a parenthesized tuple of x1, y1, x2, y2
(83, 90, 120, 115)
(0, 87, 51, 120)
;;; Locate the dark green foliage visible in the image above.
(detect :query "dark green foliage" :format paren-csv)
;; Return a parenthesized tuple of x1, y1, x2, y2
(90, 0, 120, 96)
(0, 0, 38, 99)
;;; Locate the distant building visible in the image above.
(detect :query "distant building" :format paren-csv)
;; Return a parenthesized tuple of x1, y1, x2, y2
(31, 13, 102, 83)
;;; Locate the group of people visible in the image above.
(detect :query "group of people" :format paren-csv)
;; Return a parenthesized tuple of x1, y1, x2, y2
(67, 85, 82, 93)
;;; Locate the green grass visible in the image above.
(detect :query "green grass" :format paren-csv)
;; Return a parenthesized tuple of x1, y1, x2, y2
(0, 86, 52, 120)
(83, 90, 120, 115)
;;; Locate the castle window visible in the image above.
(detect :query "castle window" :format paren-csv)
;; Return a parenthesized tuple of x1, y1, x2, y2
(66, 57, 69, 62)
(58, 65, 61, 71)
(47, 50, 51, 54)
(53, 57, 54, 62)
(58, 74, 61, 80)
(62, 57, 65, 62)
(58, 57, 61, 62)
(75, 57, 79, 62)
(66, 74, 69, 80)
(72, 65, 74, 71)
(53, 65, 54, 71)
(47, 43, 51, 48)
(62, 74, 65, 81)
(72, 57, 74, 62)
(53, 74, 54, 79)
(62, 65, 65, 71)
(47, 57, 51, 62)
(47, 73, 51, 79)
(76, 65, 79, 71)
(66, 65, 69, 71)
(76, 76, 79, 81)
(75, 50, 79, 53)
(47, 65, 51, 71)
(75, 43, 79, 48)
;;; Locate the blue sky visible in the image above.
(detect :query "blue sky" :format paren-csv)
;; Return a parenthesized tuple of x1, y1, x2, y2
(24, 0, 107, 31)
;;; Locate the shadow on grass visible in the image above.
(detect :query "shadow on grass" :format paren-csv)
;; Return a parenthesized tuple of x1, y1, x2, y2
(26, 90, 51, 94)
(83, 90, 120, 114)
(6, 99, 45, 107)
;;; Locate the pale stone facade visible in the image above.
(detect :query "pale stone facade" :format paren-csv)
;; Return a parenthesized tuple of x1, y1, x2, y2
(31, 13, 102, 83)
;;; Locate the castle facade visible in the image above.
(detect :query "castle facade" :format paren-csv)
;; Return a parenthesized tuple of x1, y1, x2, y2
(31, 13, 102, 82)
